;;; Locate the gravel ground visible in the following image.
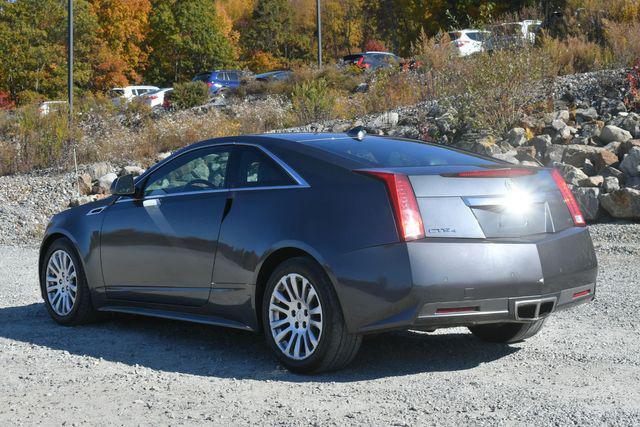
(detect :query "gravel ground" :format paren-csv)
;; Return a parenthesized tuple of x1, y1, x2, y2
(0, 223, 639, 426)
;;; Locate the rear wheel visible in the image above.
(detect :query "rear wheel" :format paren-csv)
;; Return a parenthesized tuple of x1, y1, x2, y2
(40, 238, 97, 326)
(469, 320, 546, 343)
(262, 257, 361, 374)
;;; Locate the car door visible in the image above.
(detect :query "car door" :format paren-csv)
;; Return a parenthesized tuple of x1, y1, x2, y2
(100, 145, 232, 307)
(212, 145, 303, 288)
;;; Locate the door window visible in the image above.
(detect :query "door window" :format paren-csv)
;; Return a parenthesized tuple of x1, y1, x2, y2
(231, 146, 296, 188)
(144, 147, 231, 197)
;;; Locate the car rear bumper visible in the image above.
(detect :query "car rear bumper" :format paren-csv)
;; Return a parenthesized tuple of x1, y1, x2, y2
(331, 227, 597, 334)
(414, 283, 594, 329)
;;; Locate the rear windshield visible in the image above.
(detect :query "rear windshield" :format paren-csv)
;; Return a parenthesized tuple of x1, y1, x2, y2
(448, 32, 462, 40)
(304, 137, 496, 167)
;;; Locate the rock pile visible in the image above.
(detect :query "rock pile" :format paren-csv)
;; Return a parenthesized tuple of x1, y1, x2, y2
(282, 69, 640, 220)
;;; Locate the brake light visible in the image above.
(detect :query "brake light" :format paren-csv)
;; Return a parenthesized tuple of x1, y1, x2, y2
(356, 57, 364, 67)
(443, 168, 536, 178)
(149, 95, 158, 100)
(551, 169, 586, 227)
(358, 171, 425, 241)
(207, 82, 213, 87)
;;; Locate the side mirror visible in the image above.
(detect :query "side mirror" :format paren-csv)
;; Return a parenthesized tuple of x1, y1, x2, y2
(110, 174, 136, 196)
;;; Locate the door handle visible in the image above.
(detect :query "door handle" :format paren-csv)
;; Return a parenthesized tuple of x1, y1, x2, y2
(143, 198, 160, 208)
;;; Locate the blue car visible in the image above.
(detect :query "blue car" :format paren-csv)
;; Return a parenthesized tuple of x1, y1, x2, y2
(192, 70, 244, 94)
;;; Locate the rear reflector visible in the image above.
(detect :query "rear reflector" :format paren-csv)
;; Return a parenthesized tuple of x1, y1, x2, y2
(436, 307, 478, 314)
(442, 168, 536, 178)
(357, 171, 425, 241)
(551, 169, 586, 227)
(573, 290, 590, 299)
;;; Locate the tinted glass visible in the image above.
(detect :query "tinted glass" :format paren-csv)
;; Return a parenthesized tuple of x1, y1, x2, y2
(231, 146, 296, 188)
(303, 137, 496, 167)
(144, 147, 230, 197)
(466, 32, 483, 41)
(227, 71, 239, 81)
(193, 73, 210, 82)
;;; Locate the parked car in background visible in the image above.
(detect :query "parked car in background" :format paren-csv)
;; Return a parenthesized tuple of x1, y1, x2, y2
(39, 132, 597, 373)
(142, 88, 173, 109)
(448, 29, 491, 56)
(109, 86, 159, 106)
(341, 52, 400, 71)
(254, 70, 293, 82)
(37, 101, 67, 116)
(486, 20, 542, 52)
(521, 19, 542, 43)
(193, 70, 248, 94)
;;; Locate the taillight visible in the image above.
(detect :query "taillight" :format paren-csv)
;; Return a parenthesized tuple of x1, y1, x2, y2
(207, 82, 213, 87)
(551, 169, 586, 227)
(442, 168, 536, 178)
(358, 171, 425, 241)
(356, 57, 364, 67)
(149, 95, 158, 100)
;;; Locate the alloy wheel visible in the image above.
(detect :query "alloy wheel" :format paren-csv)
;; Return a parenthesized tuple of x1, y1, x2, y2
(268, 273, 323, 360)
(45, 250, 77, 316)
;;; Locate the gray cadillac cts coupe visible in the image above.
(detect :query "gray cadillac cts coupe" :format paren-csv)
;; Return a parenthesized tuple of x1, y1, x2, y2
(39, 132, 597, 373)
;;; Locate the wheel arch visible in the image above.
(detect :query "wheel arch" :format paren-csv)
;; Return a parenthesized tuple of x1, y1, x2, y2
(38, 231, 84, 298)
(253, 245, 343, 333)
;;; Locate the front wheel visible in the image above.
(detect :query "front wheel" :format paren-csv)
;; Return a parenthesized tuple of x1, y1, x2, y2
(469, 320, 546, 344)
(40, 238, 97, 326)
(262, 257, 361, 374)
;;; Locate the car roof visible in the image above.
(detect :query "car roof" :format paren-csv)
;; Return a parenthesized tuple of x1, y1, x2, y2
(140, 132, 502, 181)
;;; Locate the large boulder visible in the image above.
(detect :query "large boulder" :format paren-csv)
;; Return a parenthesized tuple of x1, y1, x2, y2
(619, 113, 640, 138)
(619, 139, 640, 159)
(528, 134, 552, 157)
(95, 172, 118, 194)
(119, 165, 145, 177)
(87, 162, 113, 182)
(77, 173, 92, 196)
(573, 187, 600, 221)
(575, 107, 598, 123)
(599, 188, 640, 219)
(544, 145, 567, 165)
(554, 163, 589, 186)
(559, 145, 618, 171)
(600, 125, 633, 144)
(620, 147, 640, 177)
(369, 111, 399, 130)
(578, 176, 603, 187)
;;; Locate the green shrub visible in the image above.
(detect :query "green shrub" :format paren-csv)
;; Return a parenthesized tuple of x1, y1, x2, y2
(172, 81, 210, 110)
(291, 78, 335, 124)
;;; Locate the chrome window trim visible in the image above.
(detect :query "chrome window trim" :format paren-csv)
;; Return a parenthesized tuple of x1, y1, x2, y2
(116, 141, 310, 205)
(137, 142, 309, 189)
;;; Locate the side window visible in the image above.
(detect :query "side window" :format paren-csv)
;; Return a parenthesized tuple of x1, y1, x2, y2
(227, 71, 239, 81)
(232, 146, 296, 188)
(144, 147, 231, 197)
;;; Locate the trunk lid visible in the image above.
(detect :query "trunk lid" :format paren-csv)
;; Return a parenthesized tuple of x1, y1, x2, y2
(395, 166, 574, 239)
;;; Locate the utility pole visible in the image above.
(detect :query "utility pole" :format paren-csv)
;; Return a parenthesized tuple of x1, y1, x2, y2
(68, 0, 79, 196)
(316, 0, 322, 67)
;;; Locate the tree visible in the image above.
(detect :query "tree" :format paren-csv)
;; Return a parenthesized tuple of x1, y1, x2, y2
(89, 0, 152, 91)
(242, 0, 296, 60)
(0, 0, 100, 101)
(145, 0, 238, 86)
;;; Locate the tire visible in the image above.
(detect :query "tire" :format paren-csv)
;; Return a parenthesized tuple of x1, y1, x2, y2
(40, 238, 97, 326)
(262, 257, 362, 374)
(469, 320, 546, 344)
